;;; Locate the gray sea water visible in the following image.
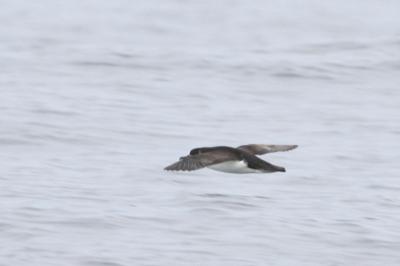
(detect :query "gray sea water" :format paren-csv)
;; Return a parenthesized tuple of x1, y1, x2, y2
(1, 1, 400, 265)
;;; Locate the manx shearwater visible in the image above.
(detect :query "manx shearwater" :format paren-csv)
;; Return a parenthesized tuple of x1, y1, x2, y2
(165, 144, 298, 174)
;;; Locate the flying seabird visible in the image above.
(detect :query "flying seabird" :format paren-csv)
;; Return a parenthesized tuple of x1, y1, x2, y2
(164, 144, 298, 174)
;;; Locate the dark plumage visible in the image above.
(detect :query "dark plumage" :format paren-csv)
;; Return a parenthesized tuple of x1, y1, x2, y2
(165, 144, 297, 174)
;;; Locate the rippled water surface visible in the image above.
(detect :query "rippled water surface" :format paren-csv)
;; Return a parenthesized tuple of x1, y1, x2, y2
(1, 1, 400, 265)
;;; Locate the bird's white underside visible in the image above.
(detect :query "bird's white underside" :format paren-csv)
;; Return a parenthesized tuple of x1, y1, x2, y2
(207, 160, 262, 174)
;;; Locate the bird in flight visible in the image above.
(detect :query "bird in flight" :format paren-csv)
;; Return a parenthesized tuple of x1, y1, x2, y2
(164, 144, 298, 174)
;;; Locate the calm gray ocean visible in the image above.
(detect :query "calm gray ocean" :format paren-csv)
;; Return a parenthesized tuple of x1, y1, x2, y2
(1, 0, 400, 265)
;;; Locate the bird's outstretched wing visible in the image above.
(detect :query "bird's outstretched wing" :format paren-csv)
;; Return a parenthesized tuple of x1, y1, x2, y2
(164, 148, 240, 171)
(237, 144, 298, 155)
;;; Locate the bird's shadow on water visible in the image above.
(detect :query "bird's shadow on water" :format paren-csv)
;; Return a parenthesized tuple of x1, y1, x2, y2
(165, 170, 267, 184)
(198, 192, 272, 201)
(193, 192, 275, 210)
(163, 171, 300, 209)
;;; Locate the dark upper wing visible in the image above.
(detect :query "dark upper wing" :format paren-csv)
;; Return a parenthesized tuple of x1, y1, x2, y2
(164, 155, 209, 171)
(237, 144, 298, 155)
(164, 148, 240, 171)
